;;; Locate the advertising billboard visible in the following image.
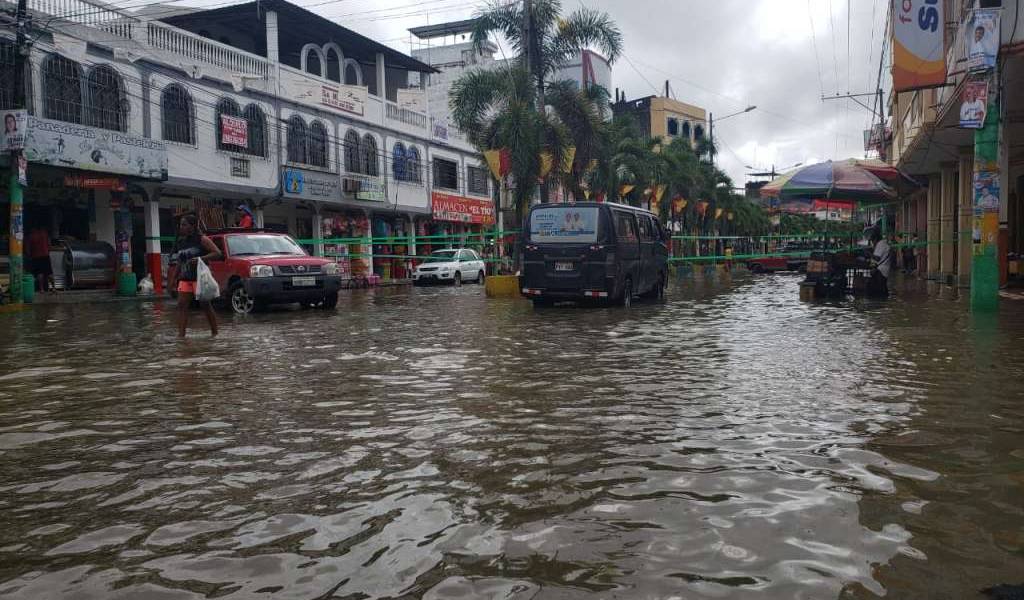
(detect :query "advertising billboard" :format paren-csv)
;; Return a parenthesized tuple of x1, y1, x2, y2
(892, 0, 946, 92)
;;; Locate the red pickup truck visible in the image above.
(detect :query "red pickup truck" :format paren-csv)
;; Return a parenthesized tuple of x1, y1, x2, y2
(169, 230, 342, 314)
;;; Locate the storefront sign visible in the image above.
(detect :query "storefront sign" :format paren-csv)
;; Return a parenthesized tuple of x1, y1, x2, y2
(431, 191, 496, 225)
(23, 116, 168, 179)
(64, 175, 127, 191)
(959, 80, 988, 129)
(221, 114, 248, 147)
(320, 84, 367, 117)
(2, 109, 27, 151)
(966, 9, 1000, 72)
(356, 178, 385, 202)
(892, 0, 946, 92)
(282, 167, 342, 203)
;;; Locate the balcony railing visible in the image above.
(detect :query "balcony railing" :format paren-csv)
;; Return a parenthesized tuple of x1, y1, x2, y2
(145, 21, 270, 78)
(22, 0, 135, 39)
(385, 102, 427, 130)
(13, 0, 270, 78)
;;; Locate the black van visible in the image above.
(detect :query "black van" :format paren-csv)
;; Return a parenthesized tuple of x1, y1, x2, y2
(520, 202, 669, 306)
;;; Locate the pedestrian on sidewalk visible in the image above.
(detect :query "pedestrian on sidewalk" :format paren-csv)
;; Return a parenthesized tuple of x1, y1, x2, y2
(27, 224, 54, 293)
(171, 214, 221, 337)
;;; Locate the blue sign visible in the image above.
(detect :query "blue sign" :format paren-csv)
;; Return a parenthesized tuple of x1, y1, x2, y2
(284, 168, 304, 195)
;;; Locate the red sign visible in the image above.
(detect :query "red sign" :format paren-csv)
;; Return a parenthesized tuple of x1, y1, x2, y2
(64, 175, 126, 191)
(431, 192, 496, 225)
(221, 114, 248, 147)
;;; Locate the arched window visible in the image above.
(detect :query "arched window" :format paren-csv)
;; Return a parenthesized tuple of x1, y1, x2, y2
(302, 44, 323, 77)
(161, 84, 194, 144)
(324, 45, 342, 83)
(344, 130, 361, 173)
(86, 65, 128, 131)
(406, 146, 421, 183)
(0, 41, 19, 110)
(344, 60, 362, 86)
(362, 134, 378, 177)
(392, 142, 406, 181)
(286, 115, 307, 164)
(681, 121, 691, 139)
(215, 97, 242, 151)
(308, 120, 328, 168)
(43, 54, 83, 124)
(244, 103, 266, 157)
(693, 124, 705, 140)
(667, 118, 678, 136)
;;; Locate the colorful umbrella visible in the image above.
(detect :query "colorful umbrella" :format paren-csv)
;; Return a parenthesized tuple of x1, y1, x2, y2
(839, 158, 922, 197)
(760, 160, 898, 202)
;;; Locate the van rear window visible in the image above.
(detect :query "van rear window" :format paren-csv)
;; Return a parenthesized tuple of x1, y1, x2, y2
(529, 207, 599, 244)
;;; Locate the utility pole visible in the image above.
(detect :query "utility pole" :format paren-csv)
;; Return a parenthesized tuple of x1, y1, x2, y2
(8, 0, 29, 305)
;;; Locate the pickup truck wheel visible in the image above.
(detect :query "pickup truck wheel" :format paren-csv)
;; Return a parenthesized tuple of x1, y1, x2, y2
(230, 284, 256, 315)
(322, 292, 339, 309)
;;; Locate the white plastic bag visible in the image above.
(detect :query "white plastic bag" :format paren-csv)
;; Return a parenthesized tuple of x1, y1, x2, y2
(194, 258, 220, 302)
(138, 274, 154, 294)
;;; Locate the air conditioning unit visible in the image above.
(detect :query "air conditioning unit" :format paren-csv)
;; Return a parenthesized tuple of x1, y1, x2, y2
(342, 178, 361, 193)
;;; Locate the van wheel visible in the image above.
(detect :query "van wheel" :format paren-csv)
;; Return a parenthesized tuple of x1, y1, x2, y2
(620, 279, 632, 308)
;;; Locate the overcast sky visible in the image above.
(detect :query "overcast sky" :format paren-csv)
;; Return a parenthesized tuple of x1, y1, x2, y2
(181, 0, 890, 186)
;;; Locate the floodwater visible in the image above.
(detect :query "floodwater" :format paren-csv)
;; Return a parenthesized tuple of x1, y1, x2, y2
(1, 275, 1022, 600)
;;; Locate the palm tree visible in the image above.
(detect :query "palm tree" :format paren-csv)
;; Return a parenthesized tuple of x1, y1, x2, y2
(545, 80, 609, 201)
(469, 0, 623, 108)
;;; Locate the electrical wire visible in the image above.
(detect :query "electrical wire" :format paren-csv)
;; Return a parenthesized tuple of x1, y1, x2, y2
(807, 0, 825, 98)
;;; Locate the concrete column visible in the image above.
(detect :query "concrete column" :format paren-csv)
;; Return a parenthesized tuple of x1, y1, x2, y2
(265, 11, 279, 63)
(312, 206, 324, 257)
(408, 215, 417, 263)
(926, 174, 941, 278)
(957, 150, 973, 287)
(375, 52, 386, 100)
(93, 190, 115, 245)
(144, 196, 163, 294)
(255, 207, 265, 229)
(939, 164, 957, 279)
(364, 209, 374, 276)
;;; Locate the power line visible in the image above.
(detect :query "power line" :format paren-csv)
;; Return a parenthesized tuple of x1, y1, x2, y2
(807, 0, 825, 98)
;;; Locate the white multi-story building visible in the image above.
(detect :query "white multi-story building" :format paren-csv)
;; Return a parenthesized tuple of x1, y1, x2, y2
(0, 0, 494, 291)
(408, 19, 614, 129)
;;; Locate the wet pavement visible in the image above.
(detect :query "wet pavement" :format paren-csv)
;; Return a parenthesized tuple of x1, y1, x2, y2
(1, 274, 1023, 599)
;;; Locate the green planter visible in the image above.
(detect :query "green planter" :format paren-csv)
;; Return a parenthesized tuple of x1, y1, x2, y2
(117, 272, 137, 296)
(22, 275, 35, 304)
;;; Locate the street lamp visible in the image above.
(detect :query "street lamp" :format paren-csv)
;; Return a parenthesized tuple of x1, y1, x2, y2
(708, 105, 755, 165)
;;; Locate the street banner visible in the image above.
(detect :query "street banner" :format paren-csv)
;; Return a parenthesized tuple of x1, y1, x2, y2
(431, 192, 496, 225)
(396, 89, 426, 113)
(892, 0, 946, 92)
(959, 80, 989, 129)
(220, 114, 248, 147)
(966, 9, 1000, 72)
(23, 116, 168, 179)
(2, 109, 27, 151)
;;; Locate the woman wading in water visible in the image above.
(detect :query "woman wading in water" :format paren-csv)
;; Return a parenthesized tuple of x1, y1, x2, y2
(171, 214, 221, 337)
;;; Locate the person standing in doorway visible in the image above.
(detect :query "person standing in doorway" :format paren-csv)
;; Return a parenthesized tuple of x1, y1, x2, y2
(27, 224, 54, 292)
(237, 204, 254, 230)
(170, 214, 221, 337)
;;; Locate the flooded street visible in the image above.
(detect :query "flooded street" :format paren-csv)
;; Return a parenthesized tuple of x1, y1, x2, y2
(1, 275, 1023, 599)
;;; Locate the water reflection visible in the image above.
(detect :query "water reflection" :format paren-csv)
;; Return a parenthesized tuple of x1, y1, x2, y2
(0, 275, 1022, 599)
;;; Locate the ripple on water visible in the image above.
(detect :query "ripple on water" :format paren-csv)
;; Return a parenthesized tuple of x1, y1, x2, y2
(0, 278, 1022, 598)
